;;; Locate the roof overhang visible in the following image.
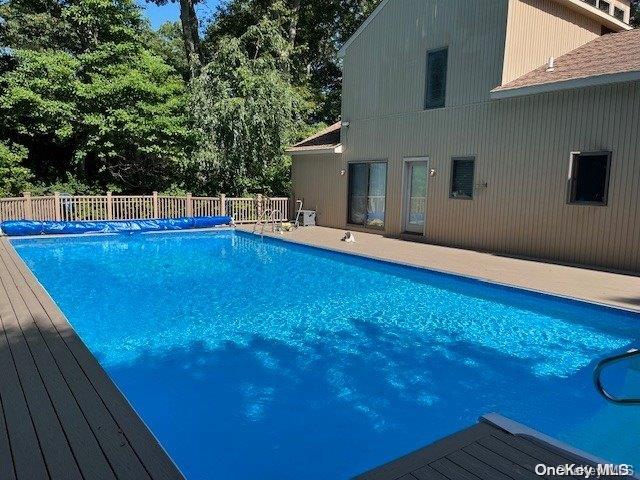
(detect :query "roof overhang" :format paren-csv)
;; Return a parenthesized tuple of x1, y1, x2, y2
(337, 0, 391, 58)
(491, 70, 640, 99)
(286, 145, 343, 156)
(552, 0, 632, 31)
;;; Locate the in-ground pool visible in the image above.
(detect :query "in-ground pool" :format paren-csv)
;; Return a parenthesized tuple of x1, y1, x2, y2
(12, 230, 640, 479)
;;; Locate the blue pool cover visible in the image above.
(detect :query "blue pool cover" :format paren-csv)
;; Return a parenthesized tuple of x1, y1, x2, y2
(0, 216, 233, 236)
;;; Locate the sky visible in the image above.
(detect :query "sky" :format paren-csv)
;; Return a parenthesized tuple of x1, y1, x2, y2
(137, 0, 222, 30)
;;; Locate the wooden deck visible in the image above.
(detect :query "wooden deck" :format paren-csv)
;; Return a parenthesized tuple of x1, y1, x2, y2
(0, 238, 184, 480)
(356, 416, 634, 480)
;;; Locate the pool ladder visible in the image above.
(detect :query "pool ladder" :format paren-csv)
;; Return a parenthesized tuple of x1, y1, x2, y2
(594, 349, 640, 405)
(252, 209, 284, 236)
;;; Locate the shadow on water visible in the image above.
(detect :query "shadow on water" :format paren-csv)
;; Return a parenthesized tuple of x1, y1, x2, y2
(103, 318, 623, 480)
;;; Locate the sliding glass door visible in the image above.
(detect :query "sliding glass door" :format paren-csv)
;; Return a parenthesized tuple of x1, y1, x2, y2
(348, 162, 387, 229)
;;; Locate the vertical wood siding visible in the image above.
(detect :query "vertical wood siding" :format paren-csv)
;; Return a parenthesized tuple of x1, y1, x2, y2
(291, 153, 347, 229)
(339, 82, 640, 272)
(291, 0, 640, 271)
(502, 0, 601, 84)
(341, 0, 510, 120)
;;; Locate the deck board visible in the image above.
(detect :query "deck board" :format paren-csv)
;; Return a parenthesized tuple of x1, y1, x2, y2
(0, 271, 79, 480)
(355, 419, 635, 480)
(0, 389, 16, 480)
(0, 238, 183, 480)
(0, 245, 119, 480)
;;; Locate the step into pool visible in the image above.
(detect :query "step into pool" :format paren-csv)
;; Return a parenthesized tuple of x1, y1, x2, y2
(12, 230, 640, 479)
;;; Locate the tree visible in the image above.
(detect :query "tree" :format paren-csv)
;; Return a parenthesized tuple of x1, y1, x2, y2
(0, 141, 32, 197)
(0, 0, 191, 193)
(190, 14, 313, 196)
(146, 0, 201, 79)
(631, 0, 639, 27)
(145, 21, 190, 81)
(204, 0, 381, 123)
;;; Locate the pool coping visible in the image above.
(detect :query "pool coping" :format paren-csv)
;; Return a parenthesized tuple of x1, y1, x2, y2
(238, 229, 640, 317)
(9, 226, 640, 317)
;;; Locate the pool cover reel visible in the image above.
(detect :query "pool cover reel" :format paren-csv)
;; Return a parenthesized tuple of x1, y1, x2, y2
(0, 216, 234, 236)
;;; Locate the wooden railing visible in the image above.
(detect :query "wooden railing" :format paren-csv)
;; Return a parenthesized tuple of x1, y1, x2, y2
(0, 192, 289, 224)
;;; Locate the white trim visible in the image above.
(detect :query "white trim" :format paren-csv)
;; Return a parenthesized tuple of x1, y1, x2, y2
(491, 70, 640, 99)
(337, 0, 391, 58)
(481, 414, 617, 467)
(552, 0, 632, 31)
(401, 157, 430, 235)
(286, 145, 343, 156)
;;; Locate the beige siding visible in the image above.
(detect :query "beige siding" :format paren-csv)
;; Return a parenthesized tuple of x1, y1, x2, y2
(338, 82, 640, 272)
(291, 153, 347, 229)
(502, 0, 602, 84)
(342, 0, 509, 121)
(298, 0, 640, 271)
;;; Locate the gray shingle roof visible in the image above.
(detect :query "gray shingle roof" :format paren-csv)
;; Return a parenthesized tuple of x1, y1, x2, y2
(287, 122, 342, 153)
(493, 29, 640, 95)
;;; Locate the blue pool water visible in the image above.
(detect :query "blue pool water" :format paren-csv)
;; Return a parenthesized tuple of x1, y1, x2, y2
(12, 230, 640, 479)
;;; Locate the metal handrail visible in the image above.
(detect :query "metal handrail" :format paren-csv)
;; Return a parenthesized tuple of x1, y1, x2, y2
(594, 349, 640, 405)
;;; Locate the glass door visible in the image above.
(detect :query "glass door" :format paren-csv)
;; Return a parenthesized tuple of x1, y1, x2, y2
(348, 162, 387, 229)
(348, 163, 368, 225)
(404, 160, 428, 234)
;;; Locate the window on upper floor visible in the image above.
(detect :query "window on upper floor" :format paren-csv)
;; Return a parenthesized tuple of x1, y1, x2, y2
(598, 0, 611, 14)
(425, 47, 448, 110)
(450, 157, 475, 200)
(613, 7, 625, 21)
(568, 152, 612, 206)
(584, 0, 597, 6)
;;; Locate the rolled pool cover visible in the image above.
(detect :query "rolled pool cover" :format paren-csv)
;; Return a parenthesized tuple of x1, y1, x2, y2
(0, 216, 233, 237)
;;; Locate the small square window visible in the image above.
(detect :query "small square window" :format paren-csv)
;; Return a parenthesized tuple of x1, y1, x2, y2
(598, 0, 611, 14)
(613, 7, 625, 21)
(425, 47, 448, 110)
(568, 152, 612, 205)
(584, 0, 597, 6)
(450, 157, 475, 199)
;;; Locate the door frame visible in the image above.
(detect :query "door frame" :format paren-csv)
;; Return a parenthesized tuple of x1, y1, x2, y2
(402, 157, 430, 235)
(346, 160, 389, 231)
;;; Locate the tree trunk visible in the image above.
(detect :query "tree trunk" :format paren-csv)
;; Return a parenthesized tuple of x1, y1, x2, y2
(179, 0, 201, 79)
(288, 0, 301, 48)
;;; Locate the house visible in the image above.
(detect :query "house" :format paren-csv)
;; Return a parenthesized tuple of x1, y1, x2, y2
(287, 0, 640, 273)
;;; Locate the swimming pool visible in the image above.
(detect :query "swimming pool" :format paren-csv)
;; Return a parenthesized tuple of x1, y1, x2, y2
(12, 230, 640, 479)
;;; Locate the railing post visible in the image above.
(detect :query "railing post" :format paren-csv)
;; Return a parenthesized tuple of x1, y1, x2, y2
(186, 193, 193, 217)
(256, 194, 263, 222)
(152, 191, 159, 219)
(54, 192, 61, 221)
(23, 192, 33, 220)
(220, 194, 226, 216)
(106, 191, 113, 220)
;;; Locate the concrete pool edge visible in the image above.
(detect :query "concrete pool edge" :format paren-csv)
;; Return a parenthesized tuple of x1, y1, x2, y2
(238, 228, 640, 316)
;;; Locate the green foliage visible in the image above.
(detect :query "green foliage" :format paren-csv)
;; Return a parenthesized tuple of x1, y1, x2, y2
(0, 0, 192, 193)
(0, 0, 382, 198)
(204, 0, 381, 123)
(0, 50, 79, 144)
(0, 141, 32, 197)
(145, 21, 190, 81)
(631, 0, 639, 27)
(190, 20, 310, 196)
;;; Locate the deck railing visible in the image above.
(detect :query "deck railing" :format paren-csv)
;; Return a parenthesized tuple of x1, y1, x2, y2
(0, 192, 289, 224)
